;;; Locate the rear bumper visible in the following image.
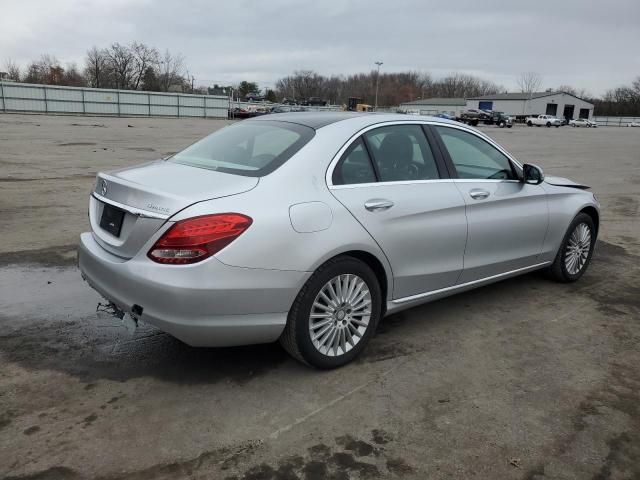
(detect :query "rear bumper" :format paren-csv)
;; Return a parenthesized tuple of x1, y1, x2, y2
(78, 232, 310, 347)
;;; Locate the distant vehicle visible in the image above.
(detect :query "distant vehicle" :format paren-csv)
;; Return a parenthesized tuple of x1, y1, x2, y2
(245, 92, 265, 102)
(527, 115, 562, 128)
(434, 113, 456, 121)
(458, 109, 491, 126)
(270, 106, 292, 113)
(347, 97, 362, 112)
(569, 118, 598, 128)
(281, 98, 298, 105)
(307, 97, 327, 106)
(628, 121, 640, 127)
(489, 111, 513, 128)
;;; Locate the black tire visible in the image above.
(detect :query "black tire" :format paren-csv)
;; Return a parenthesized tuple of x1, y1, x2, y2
(548, 213, 596, 283)
(527, 121, 533, 126)
(279, 256, 382, 369)
(546, 122, 551, 127)
(499, 121, 505, 128)
(507, 125, 513, 128)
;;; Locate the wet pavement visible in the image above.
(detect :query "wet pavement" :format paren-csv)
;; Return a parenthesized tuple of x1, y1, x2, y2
(1, 116, 639, 479)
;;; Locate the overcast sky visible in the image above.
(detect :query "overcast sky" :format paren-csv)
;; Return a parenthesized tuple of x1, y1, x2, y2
(1, 0, 639, 96)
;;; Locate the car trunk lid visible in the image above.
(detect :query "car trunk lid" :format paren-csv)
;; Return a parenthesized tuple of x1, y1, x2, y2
(90, 160, 258, 258)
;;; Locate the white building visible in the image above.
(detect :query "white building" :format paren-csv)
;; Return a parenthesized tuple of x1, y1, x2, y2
(398, 98, 466, 117)
(466, 91, 594, 121)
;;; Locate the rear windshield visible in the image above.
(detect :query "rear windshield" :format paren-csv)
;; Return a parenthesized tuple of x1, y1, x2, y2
(170, 120, 315, 176)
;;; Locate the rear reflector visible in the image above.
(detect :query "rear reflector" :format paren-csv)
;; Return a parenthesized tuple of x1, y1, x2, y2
(148, 213, 252, 264)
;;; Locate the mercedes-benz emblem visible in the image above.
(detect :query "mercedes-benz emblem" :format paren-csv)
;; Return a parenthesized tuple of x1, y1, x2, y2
(100, 179, 108, 196)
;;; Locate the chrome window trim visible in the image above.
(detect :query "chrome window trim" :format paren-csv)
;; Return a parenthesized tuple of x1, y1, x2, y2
(325, 120, 523, 190)
(92, 192, 170, 220)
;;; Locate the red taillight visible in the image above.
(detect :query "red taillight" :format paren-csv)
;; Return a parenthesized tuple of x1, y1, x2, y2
(148, 213, 252, 265)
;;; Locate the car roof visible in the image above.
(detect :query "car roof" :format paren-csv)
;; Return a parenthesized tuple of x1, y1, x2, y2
(248, 112, 461, 129)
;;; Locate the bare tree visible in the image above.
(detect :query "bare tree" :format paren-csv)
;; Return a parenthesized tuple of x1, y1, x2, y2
(517, 72, 543, 95)
(3, 59, 21, 81)
(556, 84, 590, 99)
(84, 46, 110, 88)
(157, 49, 185, 92)
(106, 43, 135, 89)
(130, 42, 159, 90)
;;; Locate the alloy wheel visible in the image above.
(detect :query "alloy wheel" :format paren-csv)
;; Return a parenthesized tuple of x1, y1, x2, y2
(565, 222, 591, 275)
(308, 274, 372, 357)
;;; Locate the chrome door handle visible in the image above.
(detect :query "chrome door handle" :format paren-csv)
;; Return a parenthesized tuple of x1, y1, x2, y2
(364, 199, 394, 212)
(469, 189, 490, 200)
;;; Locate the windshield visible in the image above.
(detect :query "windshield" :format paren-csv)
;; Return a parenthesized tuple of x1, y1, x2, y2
(170, 120, 315, 176)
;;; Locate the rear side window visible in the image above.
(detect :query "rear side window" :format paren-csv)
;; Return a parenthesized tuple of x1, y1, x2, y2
(170, 120, 315, 177)
(435, 126, 517, 180)
(332, 138, 377, 185)
(364, 125, 440, 182)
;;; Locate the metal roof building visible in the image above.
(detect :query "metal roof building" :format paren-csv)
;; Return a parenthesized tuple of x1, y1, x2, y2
(398, 98, 467, 116)
(466, 91, 594, 120)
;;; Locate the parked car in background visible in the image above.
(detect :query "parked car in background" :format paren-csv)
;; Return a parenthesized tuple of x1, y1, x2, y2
(569, 118, 598, 128)
(628, 121, 640, 127)
(281, 98, 298, 105)
(307, 97, 327, 106)
(434, 113, 456, 121)
(245, 92, 265, 102)
(79, 113, 600, 368)
(527, 115, 562, 127)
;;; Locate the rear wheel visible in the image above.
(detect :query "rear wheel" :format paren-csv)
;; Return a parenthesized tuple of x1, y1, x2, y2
(280, 256, 382, 368)
(546, 122, 551, 127)
(548, 213, 596, 282)
(527, 121, 533, 126)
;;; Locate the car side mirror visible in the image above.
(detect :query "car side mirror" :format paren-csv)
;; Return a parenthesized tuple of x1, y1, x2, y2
(523, 163, 544, 185)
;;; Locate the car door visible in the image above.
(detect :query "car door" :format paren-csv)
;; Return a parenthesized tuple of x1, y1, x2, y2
(431, 124, 549, 283)
(329, 123, 467, 299)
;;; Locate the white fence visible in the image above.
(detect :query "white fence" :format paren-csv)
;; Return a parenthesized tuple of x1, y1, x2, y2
(0, 81, 229, 119)
(594, 116, 640, 127)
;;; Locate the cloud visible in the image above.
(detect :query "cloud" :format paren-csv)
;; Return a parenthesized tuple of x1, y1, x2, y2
(2, 0, 639, 95)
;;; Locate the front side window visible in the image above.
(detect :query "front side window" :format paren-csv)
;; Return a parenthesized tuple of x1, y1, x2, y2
(332, 137, 377, 185)
(435, 126, 517, 180)
(364, 125, 440, 182)
(170, 120, 315, 176)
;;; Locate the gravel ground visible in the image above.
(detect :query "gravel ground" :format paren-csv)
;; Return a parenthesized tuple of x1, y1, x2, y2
(0, 114, 639, 480)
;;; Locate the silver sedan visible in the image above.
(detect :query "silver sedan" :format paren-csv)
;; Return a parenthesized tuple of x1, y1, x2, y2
(78, 113, 600, 368)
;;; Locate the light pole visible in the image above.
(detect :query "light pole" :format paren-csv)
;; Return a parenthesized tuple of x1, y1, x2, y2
(374, 61, 383, 111)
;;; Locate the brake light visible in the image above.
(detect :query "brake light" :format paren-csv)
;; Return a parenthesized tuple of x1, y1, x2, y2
(148, 213, 252, 264)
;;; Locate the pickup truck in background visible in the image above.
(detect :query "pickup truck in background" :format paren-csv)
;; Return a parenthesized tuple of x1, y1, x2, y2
(526, 115, 562, 127)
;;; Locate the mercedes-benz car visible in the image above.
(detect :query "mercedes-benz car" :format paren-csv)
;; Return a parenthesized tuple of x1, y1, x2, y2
(569, 118, 598, 128)
(79, 113, 600, 368)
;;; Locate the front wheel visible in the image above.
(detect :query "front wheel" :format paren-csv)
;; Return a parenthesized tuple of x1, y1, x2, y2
(499, 121, 505, 128)
(527, 121, 533, 126)
(548, 213, 596, 282)
(280, 256, 382, 368)
(546, 122, 551, 127)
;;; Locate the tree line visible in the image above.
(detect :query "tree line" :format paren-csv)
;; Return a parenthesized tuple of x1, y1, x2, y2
(274, 70, 503, 106)
(3, 42, 191, 93)
(2, 48, 640, 114)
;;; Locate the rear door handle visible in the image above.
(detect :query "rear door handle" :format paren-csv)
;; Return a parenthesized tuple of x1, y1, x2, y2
(364, 199, 394, 212)
(469, 189, 490, 200)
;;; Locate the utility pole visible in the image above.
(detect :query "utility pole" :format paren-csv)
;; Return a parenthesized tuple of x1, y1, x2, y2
(374, 61, 383, 111)
(191, 76, 195, 93)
